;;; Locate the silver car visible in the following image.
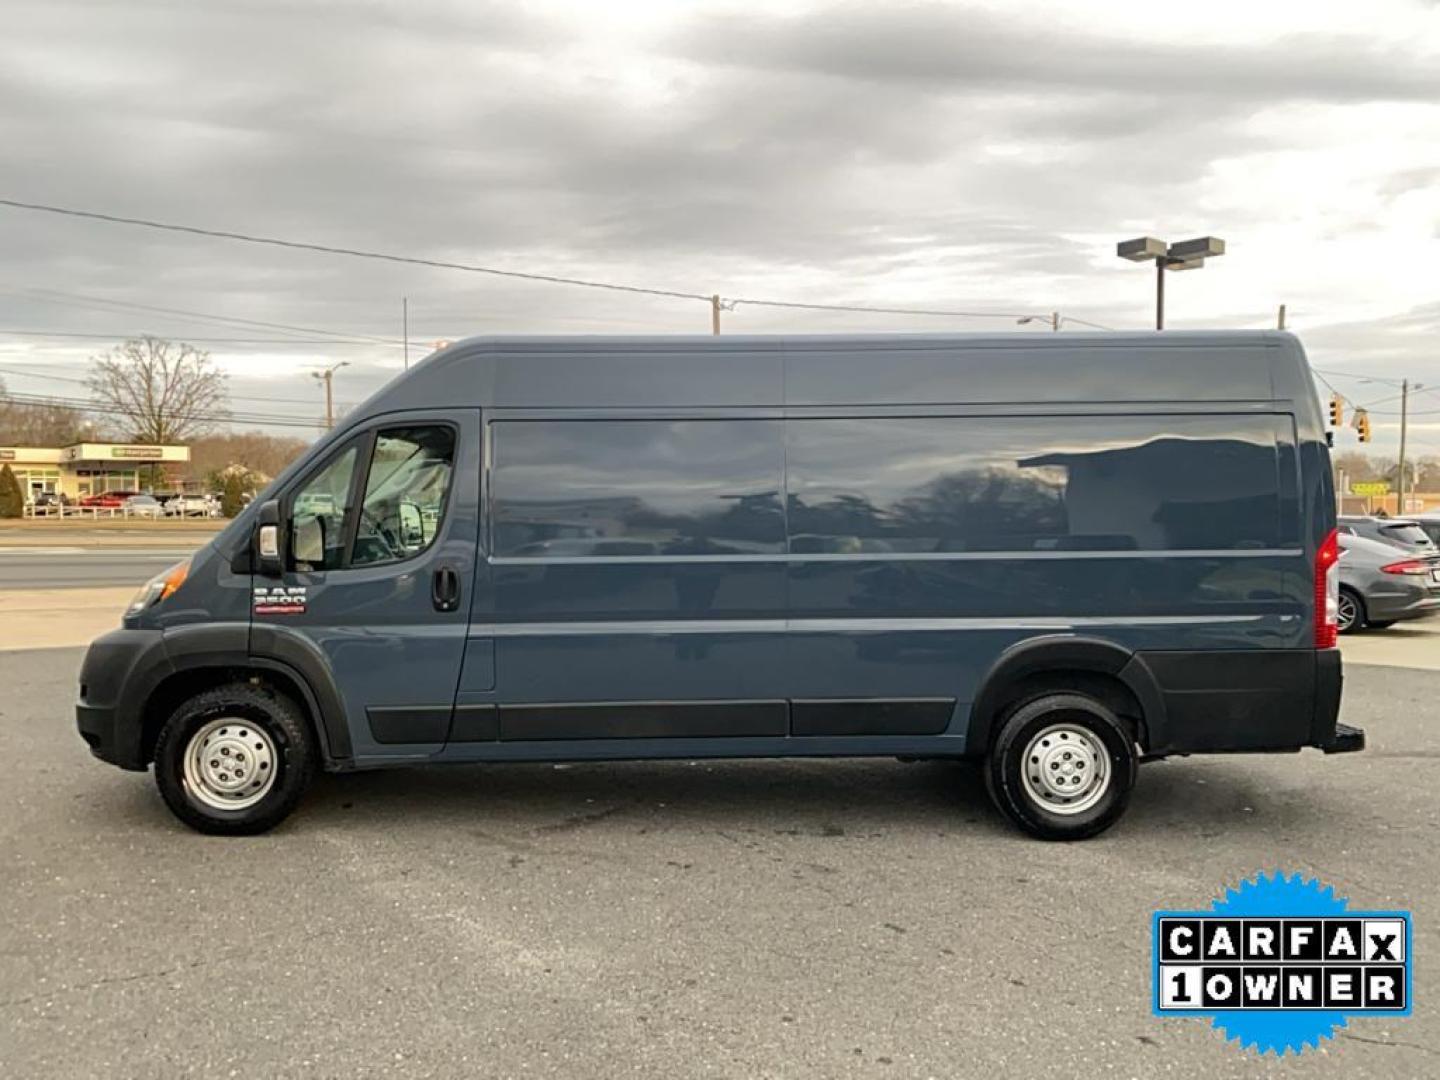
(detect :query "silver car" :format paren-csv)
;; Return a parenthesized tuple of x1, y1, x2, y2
(1338, 515, 1437, 556)
(1337, 532, 1440, 633)
(1411, 513, 1440, 548)
(122, 494, 164, 519)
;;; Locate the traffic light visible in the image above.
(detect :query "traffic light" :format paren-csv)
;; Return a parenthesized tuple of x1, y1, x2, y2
(1328, 394, 1343, 427)
(1356, 409, 1372, 443)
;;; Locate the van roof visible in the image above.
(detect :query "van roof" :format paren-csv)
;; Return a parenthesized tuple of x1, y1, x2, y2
(445, 329, 1285, 350)
(356, 329, 1315, 414)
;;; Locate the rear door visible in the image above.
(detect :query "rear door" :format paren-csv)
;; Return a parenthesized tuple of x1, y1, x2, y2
(251, 409, 480, 761)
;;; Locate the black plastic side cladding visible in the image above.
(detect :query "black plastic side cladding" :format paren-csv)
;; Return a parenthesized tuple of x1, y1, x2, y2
(248, 623, 354, 767)
(966, 636, 1160, 756)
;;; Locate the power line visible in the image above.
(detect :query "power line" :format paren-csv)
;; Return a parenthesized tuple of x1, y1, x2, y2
(0, 198, 711, 304)
(0, 365, 354, 411)
(1058, 315, 1117, 331)
(7, 286, 405, 347)
(0, 196, 1088, 326)
(727, 296, 1038, 320)
(1, 389, 324, 430)
(0, 328, 400, 346)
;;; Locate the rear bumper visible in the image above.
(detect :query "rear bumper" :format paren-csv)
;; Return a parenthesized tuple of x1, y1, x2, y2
(1132, 647, 1359, 756)
(1368, 592, 1440, 622)
(1323, 722, 1366, 754)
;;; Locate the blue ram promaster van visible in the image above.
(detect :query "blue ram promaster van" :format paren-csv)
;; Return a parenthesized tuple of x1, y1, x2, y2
(76, 332, 1362, 839)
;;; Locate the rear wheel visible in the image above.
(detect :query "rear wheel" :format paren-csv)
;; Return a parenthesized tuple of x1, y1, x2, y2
(1337, 588, 1364, 634)
(985, 693, 1137, 841)
(153, 682, 316, 835)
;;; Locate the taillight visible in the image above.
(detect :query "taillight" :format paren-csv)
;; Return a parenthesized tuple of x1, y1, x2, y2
(1315, 528, 1339, 648)
(1381, 559, 1431, 576)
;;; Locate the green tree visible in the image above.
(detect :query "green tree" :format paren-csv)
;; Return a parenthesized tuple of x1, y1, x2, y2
(0, 464, 24, 518)
(220, 472, 247, 518)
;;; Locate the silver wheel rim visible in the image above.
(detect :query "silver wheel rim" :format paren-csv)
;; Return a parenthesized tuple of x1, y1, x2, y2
(1337, 593, 1358, 632)
(182, 717, 278, 812)
(1019, 722, 1111, 816)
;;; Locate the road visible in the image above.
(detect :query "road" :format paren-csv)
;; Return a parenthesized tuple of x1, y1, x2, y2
(1, 648, 1434, 1079)
(0, 547, 197, 589)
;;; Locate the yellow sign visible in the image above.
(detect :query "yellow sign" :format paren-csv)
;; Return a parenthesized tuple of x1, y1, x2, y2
(1350, 481, 1390, 496)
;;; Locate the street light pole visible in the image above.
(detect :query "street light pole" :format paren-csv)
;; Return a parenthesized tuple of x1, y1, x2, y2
(1016, 312, 1061, 331)
(1397, 378, 1409, 515)
(1155, 259, 1165, 331)
(312, 361, 350, 431)
(1117, 236, 1226, 329)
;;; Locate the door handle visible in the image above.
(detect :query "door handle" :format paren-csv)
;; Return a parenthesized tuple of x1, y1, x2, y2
(432, 565, 460, 613)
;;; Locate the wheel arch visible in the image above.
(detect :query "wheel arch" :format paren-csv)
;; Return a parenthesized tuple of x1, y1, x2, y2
(966, 635, 1167, 756)
(137, 624, 353, 769)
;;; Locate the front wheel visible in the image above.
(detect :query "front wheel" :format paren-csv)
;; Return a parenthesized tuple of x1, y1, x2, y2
(985, 693, 1138, 841)
(153, 682, 317, 835)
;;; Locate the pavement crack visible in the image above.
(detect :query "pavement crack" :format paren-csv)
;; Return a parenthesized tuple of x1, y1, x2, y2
(536, 802, 627, 833)
(0, 958, 206, 1010)
(1339, 1033, 1439, 1055)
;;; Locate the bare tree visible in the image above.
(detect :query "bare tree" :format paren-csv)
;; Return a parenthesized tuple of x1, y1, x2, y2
(87, 337, 228, 443)
(1, 378, 96, 445)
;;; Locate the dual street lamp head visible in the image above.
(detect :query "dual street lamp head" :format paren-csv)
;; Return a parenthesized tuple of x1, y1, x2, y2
(1116, 235, 1225, 270)
(1116, 235, 1226, 329)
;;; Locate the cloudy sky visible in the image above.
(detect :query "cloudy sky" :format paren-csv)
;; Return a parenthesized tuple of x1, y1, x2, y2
(1, 0, 1437, 453)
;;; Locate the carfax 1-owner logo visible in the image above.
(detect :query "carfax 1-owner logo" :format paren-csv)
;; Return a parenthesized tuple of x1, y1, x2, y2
(1152, 871, 1412, 1055)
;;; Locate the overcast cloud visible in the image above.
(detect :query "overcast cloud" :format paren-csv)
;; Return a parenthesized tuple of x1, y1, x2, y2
(0, 0, 1437, 451)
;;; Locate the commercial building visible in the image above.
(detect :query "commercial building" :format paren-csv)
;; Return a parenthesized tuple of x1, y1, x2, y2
(0, 442, 190, 502)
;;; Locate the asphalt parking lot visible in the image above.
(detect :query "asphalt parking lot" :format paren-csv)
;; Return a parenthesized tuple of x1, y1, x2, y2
(1, 646, 1436, 1078)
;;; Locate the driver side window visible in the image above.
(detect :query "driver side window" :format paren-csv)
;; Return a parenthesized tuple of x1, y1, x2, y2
(288, 425, 456, 571)
(350, 426, 456, 568)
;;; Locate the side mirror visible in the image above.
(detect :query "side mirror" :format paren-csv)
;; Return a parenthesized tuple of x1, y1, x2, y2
(398, 500, 424, 547)
(255, 499, 284, 577)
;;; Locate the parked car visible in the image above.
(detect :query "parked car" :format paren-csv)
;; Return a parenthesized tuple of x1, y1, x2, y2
(77, 490, 138, 509)
(164, 494, 219, 517)
(1337, 532, 1440, 633)
(78, 329, 1365, 839)
(31, 492, 70, 510)
(122, 494, 165, 518)
(1411, 513, 1440, 548)
(1338, 514, 1436, 555)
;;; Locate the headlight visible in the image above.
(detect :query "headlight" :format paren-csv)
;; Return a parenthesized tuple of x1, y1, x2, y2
(128, 560, 191, 615)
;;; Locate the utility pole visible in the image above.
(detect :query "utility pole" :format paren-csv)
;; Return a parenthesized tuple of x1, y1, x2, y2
(1397, 378, 1409, 515)
(403, 296, 410, 370)
(312, 361, 350, 431)
(1277, 303, 1286, 330)
(711, 294, 722, 335)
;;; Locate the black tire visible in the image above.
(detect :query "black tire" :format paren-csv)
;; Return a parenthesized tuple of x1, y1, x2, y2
(1337, 587, 1365, 635)
(153, 682, 316, 835)
(984, 693, 1138, 841)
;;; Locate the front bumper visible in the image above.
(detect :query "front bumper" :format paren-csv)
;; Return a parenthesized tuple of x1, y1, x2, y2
(76, 628, 170, 771)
